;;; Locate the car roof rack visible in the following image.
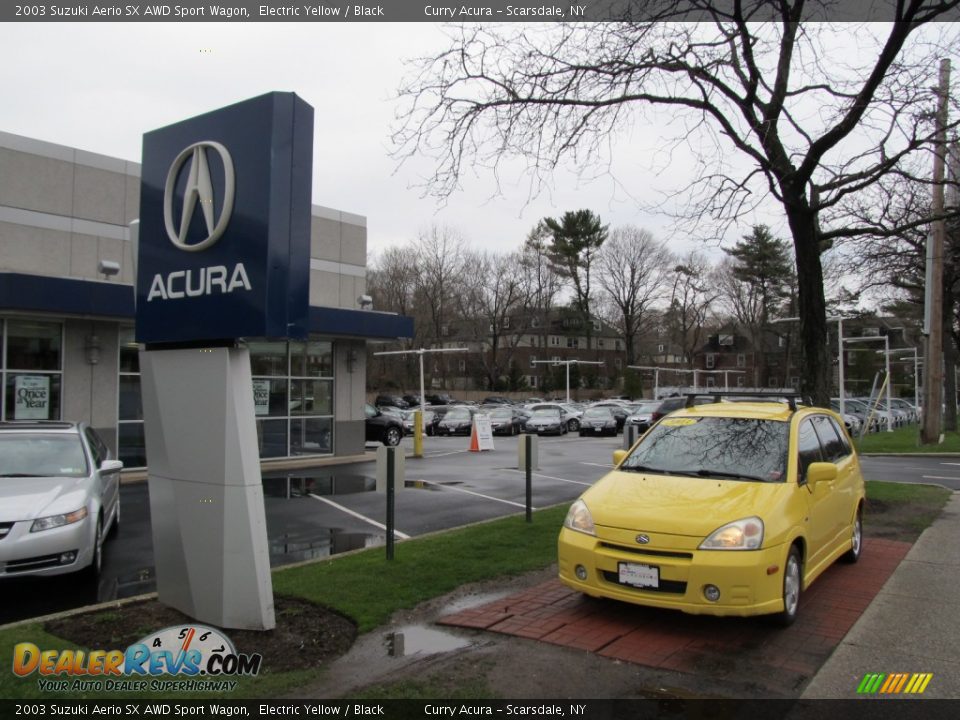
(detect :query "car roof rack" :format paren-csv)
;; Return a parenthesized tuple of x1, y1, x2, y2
(683, 391, 811, 412)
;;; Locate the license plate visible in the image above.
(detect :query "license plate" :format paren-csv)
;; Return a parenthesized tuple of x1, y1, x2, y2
(618, 562, 659, 588)
(594, 426, 602, 432)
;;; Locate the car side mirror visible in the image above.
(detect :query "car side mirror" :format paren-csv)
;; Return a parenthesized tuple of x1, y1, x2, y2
(100, 459, 124, 474)
(613, 450, 627, 467)
(806, 461, 837, 485)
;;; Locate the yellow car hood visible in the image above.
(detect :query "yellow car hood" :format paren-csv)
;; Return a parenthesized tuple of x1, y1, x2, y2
(583, 470, 786, 537)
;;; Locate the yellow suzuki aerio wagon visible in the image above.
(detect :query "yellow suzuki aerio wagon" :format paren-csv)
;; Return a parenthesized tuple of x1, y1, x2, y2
(558, 394, 865, 625)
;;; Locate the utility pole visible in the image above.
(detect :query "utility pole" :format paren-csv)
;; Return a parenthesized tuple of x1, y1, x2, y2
(922, 59, 950, 445)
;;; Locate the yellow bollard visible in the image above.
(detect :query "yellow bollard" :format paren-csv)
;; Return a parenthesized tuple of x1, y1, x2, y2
(414, 409, 423, 458)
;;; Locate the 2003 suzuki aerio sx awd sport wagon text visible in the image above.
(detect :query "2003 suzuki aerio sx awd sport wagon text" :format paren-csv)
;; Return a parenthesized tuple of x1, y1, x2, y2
(557, 395, 865, 626)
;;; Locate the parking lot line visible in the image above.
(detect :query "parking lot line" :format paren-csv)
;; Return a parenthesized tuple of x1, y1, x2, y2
(414, 479, 536, 510)
(580, 462, 615, 469)
(502, 469, 592, 486)
(922, 475, 960, 481)
(308, 493, 411, 539)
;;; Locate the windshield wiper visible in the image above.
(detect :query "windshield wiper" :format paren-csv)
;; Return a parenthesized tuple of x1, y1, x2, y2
(620, 464, 673, 475)
(0, 473, 43, 477)
(674, 468, 770, 483)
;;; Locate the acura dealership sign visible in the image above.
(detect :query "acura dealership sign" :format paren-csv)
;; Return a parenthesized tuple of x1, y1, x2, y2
(136, 92, 313, 344)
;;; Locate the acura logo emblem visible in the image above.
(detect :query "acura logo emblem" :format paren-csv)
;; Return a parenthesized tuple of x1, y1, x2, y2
(163, 141, 235, 252)
(636, 534, 650, 544)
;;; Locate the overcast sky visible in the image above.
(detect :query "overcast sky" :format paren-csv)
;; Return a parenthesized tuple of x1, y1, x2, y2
(2, 22, 773, 263)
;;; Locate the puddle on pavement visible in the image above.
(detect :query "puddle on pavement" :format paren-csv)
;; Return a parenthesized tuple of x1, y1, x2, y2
(263, 474, 376, 498)
(385, 625, 473, 657)
(405, 480, 463, 490)
(271, 529, 385, 563)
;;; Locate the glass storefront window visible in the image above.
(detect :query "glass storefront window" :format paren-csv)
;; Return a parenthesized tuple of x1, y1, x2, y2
(2, 320, 63, 422)
(5, 373, 62, 421)
(6, 321, 61, 371)
(119, 330, 140, 373)
(291, 341, 333, 378)
(118, 422, 147, 468)
(119, 375, 143, 421)
(249, 342, 288, 376)
(291, 417, 332, 456)
(252, 378, 288, 417)
(257, 419, 289, 458)
(290, 379, 332, 416)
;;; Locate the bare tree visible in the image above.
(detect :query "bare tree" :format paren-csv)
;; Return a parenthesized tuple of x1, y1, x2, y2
(521, 222, 564, 353)
(458, 250, 530, 390)
(393, 6, 960, 404)
(666, 251, 720, 371)
(596, 226, 672, 367)
(413, 225, 469, 385)
(367, 245, 420, 389)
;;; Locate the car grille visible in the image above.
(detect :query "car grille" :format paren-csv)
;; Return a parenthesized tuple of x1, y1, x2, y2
(599, 542, 693, 560)
(601, 571, 687, 594)
(4, 552, 75, 573)
(0, 522, 13, 540)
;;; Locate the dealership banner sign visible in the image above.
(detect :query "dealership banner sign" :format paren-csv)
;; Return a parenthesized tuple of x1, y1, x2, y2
(136, 92, 313, 345)
(14, 375, 50, 420)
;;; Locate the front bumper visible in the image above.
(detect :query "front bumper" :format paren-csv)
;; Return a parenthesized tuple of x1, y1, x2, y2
(558, 526, 787, 617)
(0, 516, 94, 578)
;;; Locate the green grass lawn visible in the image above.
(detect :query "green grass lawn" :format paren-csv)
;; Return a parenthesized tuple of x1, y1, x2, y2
(0, 505, 569, 700)
(857, 425, 960, 454)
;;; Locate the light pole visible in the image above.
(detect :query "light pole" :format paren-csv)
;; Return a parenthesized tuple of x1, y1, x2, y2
(772, 315, 849, 415)
(845, 335, 892, 431)
(373, 346, 470, 456)
(532, 359, 604, 404)
(884, 348, 921, 416)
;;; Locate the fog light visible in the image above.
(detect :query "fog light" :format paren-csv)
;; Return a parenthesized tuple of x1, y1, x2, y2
(575, 565, 588, 581)
(59, 551, 77, 565)
(703, 584, 721, 602)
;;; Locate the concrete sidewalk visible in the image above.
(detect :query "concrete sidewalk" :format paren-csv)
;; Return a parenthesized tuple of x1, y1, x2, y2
(802, 491, 960, 699)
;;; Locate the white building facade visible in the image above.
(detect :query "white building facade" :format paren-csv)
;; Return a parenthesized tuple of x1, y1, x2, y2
(0, 131, 412, 467)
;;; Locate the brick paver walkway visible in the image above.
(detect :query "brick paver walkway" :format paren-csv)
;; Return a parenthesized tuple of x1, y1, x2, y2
(439, 538, 911, 695)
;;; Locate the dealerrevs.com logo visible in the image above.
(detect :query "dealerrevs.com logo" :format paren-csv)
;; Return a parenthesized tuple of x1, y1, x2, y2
(13, 625, 261, 693)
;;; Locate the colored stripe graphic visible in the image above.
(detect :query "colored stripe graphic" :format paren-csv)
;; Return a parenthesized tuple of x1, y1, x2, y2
(857, 673, 932, 694)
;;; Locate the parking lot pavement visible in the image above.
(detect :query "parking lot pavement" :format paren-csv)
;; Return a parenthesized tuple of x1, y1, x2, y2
(1, 433, 623, 624)
(439, 537, 913, 697)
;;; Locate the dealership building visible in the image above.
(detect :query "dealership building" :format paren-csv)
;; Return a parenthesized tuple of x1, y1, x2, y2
(0, 130, 412, 468)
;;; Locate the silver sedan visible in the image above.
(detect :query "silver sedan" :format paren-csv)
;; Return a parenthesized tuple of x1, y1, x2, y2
(0, 421, 121, 578)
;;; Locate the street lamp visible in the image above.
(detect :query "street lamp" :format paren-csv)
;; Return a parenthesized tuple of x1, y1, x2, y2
(373, 346, 470, 456)
(532, 359, 604, 404)
(844, 335, 892, 432)
(882, 348, 921, 416)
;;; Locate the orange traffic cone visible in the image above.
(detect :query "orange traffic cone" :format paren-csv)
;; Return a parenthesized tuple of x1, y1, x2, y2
(469, 422, 480, 452)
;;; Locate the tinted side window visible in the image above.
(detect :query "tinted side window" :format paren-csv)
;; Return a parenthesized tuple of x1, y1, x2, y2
(84, 427, 106, 465)
(812, 415, 849, 462)
(797, 419, 823, 482)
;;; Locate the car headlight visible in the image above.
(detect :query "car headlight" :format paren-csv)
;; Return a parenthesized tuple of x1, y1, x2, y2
(699, 517, 764, 550)
(30, 507, 89, 533)
(563, 499, 596, 536)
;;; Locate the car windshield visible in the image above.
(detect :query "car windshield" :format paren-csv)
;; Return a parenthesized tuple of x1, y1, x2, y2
(584, 408, 613, 419)
(0, 434, 88, 478)
(620, 416, 789, 483)
(531, 409, 560, 420)
(445, 408, 471, 420)
(490, 408, 513, 419)
(630, 402, 660, 415)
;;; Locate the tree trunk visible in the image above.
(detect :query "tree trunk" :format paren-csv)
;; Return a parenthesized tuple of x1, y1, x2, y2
(786, 208, 831, 406)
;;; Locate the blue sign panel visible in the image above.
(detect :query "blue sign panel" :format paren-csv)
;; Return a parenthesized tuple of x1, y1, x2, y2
(136, 92, 313, 344)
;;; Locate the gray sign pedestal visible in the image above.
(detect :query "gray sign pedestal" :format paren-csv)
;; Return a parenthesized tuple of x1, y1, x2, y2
(140, 346, 275, 630)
